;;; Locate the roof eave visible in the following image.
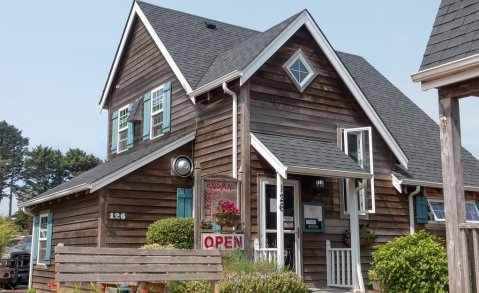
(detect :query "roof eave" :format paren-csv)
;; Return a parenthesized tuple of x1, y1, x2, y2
(287, 166, 372, 179)
(18, 184, 92, 208)
(99, 1, 193, 111)
(412, 53, 479, 90)
(188, 70, 243, 103)
(394, 175, 479, 193)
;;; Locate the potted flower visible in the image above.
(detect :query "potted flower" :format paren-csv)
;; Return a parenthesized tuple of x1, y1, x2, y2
(213, 200, 240, 231)
(343, 224, 377, 247)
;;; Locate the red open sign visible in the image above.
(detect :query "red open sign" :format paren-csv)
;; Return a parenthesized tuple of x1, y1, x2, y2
(201, 233, 244, 250)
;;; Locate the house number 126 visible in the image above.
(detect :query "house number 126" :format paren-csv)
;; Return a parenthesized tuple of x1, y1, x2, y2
(110, 212, 126, 220)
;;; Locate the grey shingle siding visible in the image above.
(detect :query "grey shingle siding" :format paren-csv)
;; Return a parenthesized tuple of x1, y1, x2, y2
(420, 0, 479, 71)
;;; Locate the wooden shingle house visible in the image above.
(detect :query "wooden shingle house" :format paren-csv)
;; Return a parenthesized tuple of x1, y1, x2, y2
(19, 1, 479, 292)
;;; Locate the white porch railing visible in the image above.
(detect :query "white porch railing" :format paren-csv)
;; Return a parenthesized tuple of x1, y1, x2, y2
(253, 239, 277, 264)
(326, 240, 353, 288)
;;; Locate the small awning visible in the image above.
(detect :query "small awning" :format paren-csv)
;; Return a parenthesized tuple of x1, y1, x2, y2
(251, 132, 372, 179)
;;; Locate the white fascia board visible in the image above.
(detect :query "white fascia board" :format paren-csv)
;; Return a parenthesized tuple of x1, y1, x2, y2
(411, 53, 479, 90)
(18, 184, 92, 208)
(391, 173, 403, 193)
(250, 133, 287, 178)
(398, 177, 479, 193)
(287, 166, 372, 179)
(99, 2, 193, 110)
(188, 70, 243, 103)
(90, 131, 195, 192)
(240, 12, 308, 85)
(239, 11, 409, 169)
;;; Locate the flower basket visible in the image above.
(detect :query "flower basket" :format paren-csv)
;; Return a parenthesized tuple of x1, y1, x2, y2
(213, 200, 240, 229)
(343, 224, 376, 247)
(343, 237, 376, 247)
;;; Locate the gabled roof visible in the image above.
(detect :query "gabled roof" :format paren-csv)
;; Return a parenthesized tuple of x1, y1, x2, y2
(19, 132, 195, 208)
(97, 2, 479, 190)
(420, 0, 479, 71)
(252, 132, 371, 179)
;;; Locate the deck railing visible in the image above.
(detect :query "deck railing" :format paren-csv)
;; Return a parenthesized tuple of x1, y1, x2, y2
(326, 240, 353, 288)
(459, 222, 479, 293)
(253, 239, 277, 264)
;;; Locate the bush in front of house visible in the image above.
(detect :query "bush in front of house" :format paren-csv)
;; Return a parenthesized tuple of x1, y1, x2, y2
(146, 217, 194, 249)
(166, 280, 212, 293)
(368, 230, 448, 293)
(220, 271, 307, 293)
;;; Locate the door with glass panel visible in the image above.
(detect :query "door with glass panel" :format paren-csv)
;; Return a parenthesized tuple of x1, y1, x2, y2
(260, 178, 301, 275)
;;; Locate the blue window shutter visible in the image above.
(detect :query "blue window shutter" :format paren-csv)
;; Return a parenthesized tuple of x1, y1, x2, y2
(32, 216, 40, 265)
(143, 93, 151, 141)
(416, 196, 429, 224)
(476, 200, 479, 210)
(184, 188, 193, 217)
(45, 213, 53, 265)
(162, 82, 171, 133)
(127, 104, 134, 149)
(176, 188, 186, 218)
(176, 188, 193, 218)
(111, 111, 118, 154)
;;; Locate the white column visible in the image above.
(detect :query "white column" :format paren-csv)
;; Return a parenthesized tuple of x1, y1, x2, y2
(276, 172, 284, 268)
(348, 179, 365, 293)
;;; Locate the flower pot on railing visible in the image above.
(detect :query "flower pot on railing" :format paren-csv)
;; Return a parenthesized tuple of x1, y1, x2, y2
(343, 224, 377, 247)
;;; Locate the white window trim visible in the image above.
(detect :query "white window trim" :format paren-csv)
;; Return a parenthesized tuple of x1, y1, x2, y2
(150, 85, 165, 140)
(117, 105, 129, 154)
(282, 49, 318, 92)
(426, 198, 479, 224)
(341, 126, 375, 214)
(36, 213, 49, 266)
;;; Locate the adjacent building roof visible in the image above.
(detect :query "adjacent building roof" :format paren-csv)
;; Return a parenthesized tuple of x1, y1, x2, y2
(251, 132, 372, 179)
(340, 52, 479, 188)
(420, 0, 479, 71)
(19, 132, 195, 208)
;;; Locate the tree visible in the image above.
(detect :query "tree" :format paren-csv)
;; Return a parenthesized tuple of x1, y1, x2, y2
(19, 145, 64, 202)
(13, 209, 33, 232)
(62, 148, 102, 180)
(0, 121, 29, 216)
(18, 146, 102, 202)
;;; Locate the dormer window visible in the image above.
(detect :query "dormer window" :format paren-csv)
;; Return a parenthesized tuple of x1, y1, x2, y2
(117, 105, 129, 153)
(283, 49, 318, 92)
(151, 86, 164, 139)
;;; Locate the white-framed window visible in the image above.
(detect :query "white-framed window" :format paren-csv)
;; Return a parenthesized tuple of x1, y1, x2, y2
(341, 127, 375, 214)
(150, 86, 164, 139)
(117, 105, 129, 153)
(283, 49, 317, 92)
(427, 199, 479, 223)
(37, 213, 48, 265)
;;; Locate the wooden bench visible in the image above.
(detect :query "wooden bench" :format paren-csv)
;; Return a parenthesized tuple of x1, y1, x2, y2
(54, 244, 223, 293)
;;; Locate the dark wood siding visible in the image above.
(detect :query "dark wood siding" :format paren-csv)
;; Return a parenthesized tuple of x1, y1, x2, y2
(194, 83, 241, 178)
(32, 193, 99, 292)
(105, 143, 194, 248)
(248, 26, 404, 287)
(106, 18, 196, 160)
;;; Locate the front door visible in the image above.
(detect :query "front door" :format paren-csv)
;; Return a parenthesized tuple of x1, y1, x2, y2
(260, 178, 301, 275)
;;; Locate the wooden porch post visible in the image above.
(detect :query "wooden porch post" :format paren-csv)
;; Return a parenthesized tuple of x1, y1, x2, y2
(276, 172, 285, 268)
(193, 165, 202, 250)
(348, 179, 365, 293)
(438, 93, 470, 293)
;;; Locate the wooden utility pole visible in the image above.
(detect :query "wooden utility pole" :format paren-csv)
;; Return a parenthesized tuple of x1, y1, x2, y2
(438, 92, 469, 293)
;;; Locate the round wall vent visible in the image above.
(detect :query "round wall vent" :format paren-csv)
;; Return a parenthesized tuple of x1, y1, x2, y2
(171, 156, 193, 177)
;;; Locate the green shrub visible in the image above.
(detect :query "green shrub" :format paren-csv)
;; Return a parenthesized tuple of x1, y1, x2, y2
(166, 281, 211, 293)
(0, 217, 19, 256)
(141, 243, 176, 250)
(221, 271, 307, 293)
(369, 230, 448, 293)
(26, 289, 36, 293)
(146, 217, 194, 249)
(222, 250, 277, 273)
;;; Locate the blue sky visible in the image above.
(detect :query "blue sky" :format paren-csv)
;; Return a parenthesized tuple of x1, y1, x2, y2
(1, 0, 478, 214)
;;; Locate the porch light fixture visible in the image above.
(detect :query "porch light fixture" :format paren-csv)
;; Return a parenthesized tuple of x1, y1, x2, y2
(313, 178, 325, 196)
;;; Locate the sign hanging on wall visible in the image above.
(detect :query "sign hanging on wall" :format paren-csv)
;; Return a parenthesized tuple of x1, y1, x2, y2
(203, 179, 239, 222)
(302, 202, 325, 232)
(201, 233, 244, 250)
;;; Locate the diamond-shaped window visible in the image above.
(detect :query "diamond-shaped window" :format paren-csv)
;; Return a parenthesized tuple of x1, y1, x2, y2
(283, 49, 318, 92)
